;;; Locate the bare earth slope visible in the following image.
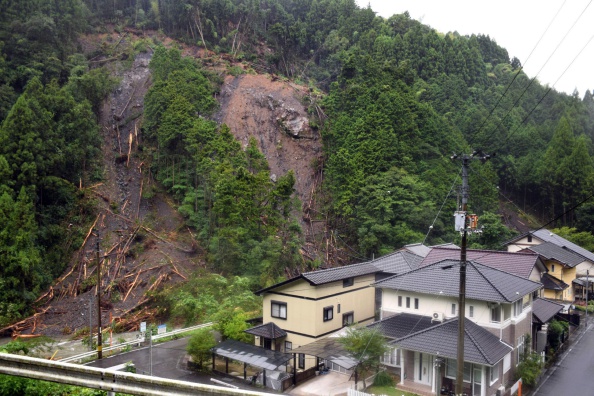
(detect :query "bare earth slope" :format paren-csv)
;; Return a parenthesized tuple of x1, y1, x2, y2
(4, 33, 333, 339)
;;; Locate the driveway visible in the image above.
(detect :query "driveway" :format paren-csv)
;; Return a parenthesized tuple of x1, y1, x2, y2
(287, 371, 356, 396)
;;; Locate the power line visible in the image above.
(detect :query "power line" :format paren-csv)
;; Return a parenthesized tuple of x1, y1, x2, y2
(423, 169, 461, 245)
(466, 0, 568, 149)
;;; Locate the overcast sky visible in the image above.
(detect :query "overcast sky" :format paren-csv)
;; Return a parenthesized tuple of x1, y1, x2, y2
(355, 0, 594, 97)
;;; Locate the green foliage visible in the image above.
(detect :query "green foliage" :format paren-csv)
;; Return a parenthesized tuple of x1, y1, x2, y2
(515, 352, 543, 388)
(145, 48, 302, 282)
(186, 328, 216, 369)
(372, 370, 394, 387)
(338, 327, 389, 387)
(158, 272, 261, 326)
(547, 320, 569, 351)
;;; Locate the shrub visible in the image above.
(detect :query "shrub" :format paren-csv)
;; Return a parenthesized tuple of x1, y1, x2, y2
(372, 370, 394, 387)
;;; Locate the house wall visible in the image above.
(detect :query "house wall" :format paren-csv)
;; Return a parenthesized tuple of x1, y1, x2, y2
(575, 261, 594, 277)
(544, 260, 576, 301)
(381, 289, 532, 338)
(260, 274, 376, 370)
(506, 236, 542, 252)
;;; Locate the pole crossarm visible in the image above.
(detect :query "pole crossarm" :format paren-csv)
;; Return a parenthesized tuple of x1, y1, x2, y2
(0, 353, 276, 396)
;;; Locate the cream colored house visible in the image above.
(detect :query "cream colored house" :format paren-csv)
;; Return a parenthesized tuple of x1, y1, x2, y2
(370, 259, 541, 396)
(253, 262, 378, 370)
(249, 247, 426, 371)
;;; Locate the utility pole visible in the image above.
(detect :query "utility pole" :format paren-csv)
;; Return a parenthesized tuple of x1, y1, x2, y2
(452, 151, 491, 395)
(96, 233, 103, 359)
(586, 270, 589, 322)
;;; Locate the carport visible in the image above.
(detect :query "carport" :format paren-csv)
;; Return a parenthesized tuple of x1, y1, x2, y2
(291, 336, 359, 384)
(211, 339, 292, 389)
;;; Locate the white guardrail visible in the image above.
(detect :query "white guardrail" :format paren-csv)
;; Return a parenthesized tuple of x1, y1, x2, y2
(60, 322, 213, 363)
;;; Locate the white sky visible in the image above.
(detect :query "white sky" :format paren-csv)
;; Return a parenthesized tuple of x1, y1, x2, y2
(355, 0, 594, 96)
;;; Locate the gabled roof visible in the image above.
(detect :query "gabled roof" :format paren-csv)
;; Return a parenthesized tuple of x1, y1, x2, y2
(245, 322, 287, 339)
(420, 247, 543, 279)
(371, 250, 422, 275)
(255, 249, 426, 295)
(523, 242, 585, 268)
(402, 243, 432, 258)
(506, 229, 594, 263)
(532, 298, 564, 324)
(394, 318, 512, 366)
(255, 261, 378, 295)
(367, 313, 437, 340)
(540, 273, 569, 291)
(373, 259, 542, 303)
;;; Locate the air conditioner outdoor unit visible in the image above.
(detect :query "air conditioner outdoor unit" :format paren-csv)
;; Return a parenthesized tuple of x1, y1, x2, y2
(432, 312, 444, 322)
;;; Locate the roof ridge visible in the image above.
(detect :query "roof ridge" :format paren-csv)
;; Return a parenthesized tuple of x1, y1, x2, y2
(372, 258, 453, 286)
(468, 261, 510, 302)
(463, 321, 491, 364)
(303, 260, 373, 276)
(393, 316, 452, 342)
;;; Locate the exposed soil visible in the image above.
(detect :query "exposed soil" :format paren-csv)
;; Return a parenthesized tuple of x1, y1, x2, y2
(4, 30, 336, 338)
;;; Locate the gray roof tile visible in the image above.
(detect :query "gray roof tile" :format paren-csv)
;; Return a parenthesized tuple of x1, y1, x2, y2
(532, 298, 564, 324)
(245, 322, 287, 339)
(524, 242, 584, 268)
(540, 273, 569, 291)
(507, 229, 594, 263)
(373, 259, 542, 303)
(367, 313, 437, 340)
(421, 247, 541, 279)
(395, 318, 512, 366)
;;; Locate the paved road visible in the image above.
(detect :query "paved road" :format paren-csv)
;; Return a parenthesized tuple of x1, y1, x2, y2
(86, 337, 257, 391)
(533, 319, 594, 395)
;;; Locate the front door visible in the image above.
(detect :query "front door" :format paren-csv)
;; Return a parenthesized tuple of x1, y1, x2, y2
(414, 352, 432, 385)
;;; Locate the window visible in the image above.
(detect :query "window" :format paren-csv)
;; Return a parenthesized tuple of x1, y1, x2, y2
(551, 264, 555, 273)
(406, 297, 411, 308)
(343, 277, 354, 287)
(490, 364, 499, 384)
(491, 304, 501, 323)
(343, 312, 354, 326)
(398, 296, 402, 307)
(513, 299, 523, 317)
(516, 335, 525, 364)
(445, 359, 471, 382)
(414, 298, 419, 310)
(503, 353, 511, 373)
(527, 235, 532, 242)
(451, 303, 456, 315)
(285, 341, 292, 351)
(271, 301, 287, 319)
(381, 347, 400, 367)
(298, 353, 305, 369)
(323, 306, 334, 322)
(469, 305, 474, 318)
(337, 303, 341, 313)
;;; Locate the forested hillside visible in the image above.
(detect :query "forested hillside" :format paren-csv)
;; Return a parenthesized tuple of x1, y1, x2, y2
(1, 0, 594, 328)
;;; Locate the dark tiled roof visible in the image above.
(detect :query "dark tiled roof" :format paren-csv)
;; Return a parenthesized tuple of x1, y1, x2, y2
(302, 261, 378, 285)
(371, 251, 420, 275)
(245, 322, 287, 339)
(367, 313, 437, 340)
(421, 247, 541, 279)
(395, 318, 512, 366)
(532, 298, 564, 324)
(255, 261, 378, 294)
(403, 243, 432, 258)
(506, 229, 594, 263)
(211, 339, 292, 370)
(292, 335, 358, 370)
(540, 273, 569, 291)
(256, 249, 427, 295)
(523, 242, 584, 268)
(373, 259, 542, 303)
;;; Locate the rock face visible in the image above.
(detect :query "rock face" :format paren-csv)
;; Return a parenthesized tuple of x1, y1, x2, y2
(215, 74, 322, 209)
